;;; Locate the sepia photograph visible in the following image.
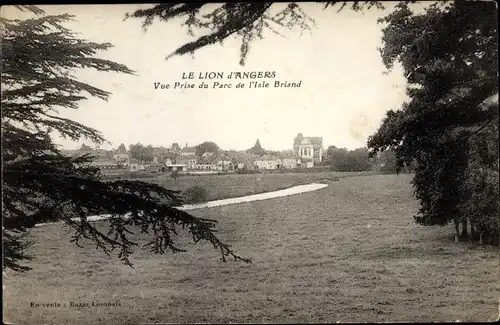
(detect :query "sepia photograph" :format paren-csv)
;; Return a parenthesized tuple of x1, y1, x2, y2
(1, 1, 499, 324)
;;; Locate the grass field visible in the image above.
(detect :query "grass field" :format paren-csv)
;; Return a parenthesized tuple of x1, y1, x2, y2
(3, 174, 499, 324)
(129, 170, 374, 202)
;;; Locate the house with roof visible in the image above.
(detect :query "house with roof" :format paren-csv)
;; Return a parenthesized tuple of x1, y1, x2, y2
(180, 145, 197, 157)
(91, 157, 118, 169)
(202, 152, 215, 158)
(154, 151, 177, 165)
(129, 158, 145, 171)
(253, 154, 282, 170)
(145, 163, 165, 173)
(293, 133, 323, 166)
(282, 157, 299, 169)
(216, 160, 234, 171)
(195, 156, 217, 170)
(177, 155, 197, 170)
(113, 144, 130, 166)
(165, 164, 187, 172)
(152, 146, 170, 161)
(195, 152, 233, 172)
(226, 151, 263, 170)
(275, 150, 299, 169)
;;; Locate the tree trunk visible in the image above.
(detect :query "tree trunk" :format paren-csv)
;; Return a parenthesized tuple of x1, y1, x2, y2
(470, 223, 476, 240)
(454, 219, 460, 242)
(461, 219, 468, 237)
(479, 232, 484, 245)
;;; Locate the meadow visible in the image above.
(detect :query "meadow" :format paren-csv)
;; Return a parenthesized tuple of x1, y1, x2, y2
(124, 170, 374, 202)
(3, 174, 499, 324)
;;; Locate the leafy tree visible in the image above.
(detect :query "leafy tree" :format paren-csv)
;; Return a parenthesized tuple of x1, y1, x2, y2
(195, 141, 220, 156)
(347, 148, 373, 172)
(367, 1, 498, 241)
(128, 143, 155, 164)
(327, 146, 372, 172)
(327, 146, 348, 171)
(459, 115, 499, 243)
(375, 148, 399, 174)
(2, 6, 249, 272)
(185, 186, 209, 204)
(170, 143, 181, 152)
(171, 169, 180, 183)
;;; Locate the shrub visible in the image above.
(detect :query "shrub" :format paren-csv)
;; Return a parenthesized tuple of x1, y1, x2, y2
(171, 170, 181, 182)
(185, 186, 209, 204)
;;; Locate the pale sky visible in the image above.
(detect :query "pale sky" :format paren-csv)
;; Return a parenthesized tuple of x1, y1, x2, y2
(4, 3, 415, 151)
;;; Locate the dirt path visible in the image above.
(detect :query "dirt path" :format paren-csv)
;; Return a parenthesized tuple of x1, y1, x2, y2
(34, 182, 329, 227)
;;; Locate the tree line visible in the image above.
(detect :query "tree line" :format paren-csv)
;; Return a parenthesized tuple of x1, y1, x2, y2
(325, 146, 412, 173)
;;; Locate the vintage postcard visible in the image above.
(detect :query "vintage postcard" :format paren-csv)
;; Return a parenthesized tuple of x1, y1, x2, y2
(2, 2, 499, 324)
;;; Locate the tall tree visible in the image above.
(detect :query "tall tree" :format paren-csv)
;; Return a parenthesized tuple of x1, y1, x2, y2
(327, 146, 372, 172)
(367, 1, 498, 240)
(129, 143, 155, 163)
(195, 141, 220, 156)
(2, 6, 249, 272)
(375, 148, 399, 174)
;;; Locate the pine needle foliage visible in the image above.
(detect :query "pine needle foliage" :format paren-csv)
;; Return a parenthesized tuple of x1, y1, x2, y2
(2, 6, 250, 272)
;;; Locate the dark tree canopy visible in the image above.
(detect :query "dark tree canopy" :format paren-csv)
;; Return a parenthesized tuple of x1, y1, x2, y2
(195, 141, 220, 156)
(2, 6, 249, 272)
(326, 146, 374, 172)
(129, 143, 155, 163)
(367, 0, 498, 239)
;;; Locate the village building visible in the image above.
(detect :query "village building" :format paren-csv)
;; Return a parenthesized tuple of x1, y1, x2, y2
(202, 152, 215, 158)
(165, 164, 187, 172)
(145, 163, 165, 173)
(282, 157, 299, 169)
(154, 151, 177, 165)
(90, 157, 118, 169)
(129, 158, 145, 171)
(254, 155, 282, 170)
(216, 160, 234, 171)
(113, 144, 130, 166)
(164, 157, 175, 165)
(195, 156, 217, 170)
(177, 155, 197, 170)
(293, 133, 323, 166)
(152, 146, 171, 160)
(180, 145, 196, 157)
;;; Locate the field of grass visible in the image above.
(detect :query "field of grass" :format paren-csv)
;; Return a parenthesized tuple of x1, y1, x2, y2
(129, 170, 375, 202)
(3, 174, 499, 324)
